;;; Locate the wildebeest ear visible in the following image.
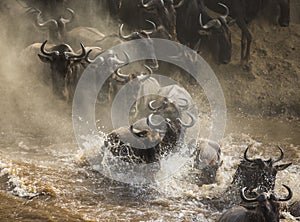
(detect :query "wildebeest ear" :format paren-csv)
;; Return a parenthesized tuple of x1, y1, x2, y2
(38, 53, 52, 63)
(275, 162, 292, 171)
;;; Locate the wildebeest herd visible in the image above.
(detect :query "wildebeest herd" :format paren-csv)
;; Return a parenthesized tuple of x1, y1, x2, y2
(2, 0, 298, 221)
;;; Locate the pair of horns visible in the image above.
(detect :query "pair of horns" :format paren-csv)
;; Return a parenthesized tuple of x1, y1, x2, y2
(40, 40, 86, 60)
(199, 3, 229, 30)
(241, 184, 293, 202)
(244, 145, 284, 163)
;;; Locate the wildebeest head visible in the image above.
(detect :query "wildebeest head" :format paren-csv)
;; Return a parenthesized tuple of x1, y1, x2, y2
(232, 145, 292, 193)
(38, 40, 86, 100)
(193, 139, 222, 185)
(147, 95, 196, 149)
(31, 7, 74, 43)
(276, 0, 290, 27)
(114, 64, 153, 83)
(199, 3, 232, 64)
(119, 20, 159, 69)
(140, 0, 176, 38)
(218, 184, 293, 222)
(240, 185, 292, 221)
(105, 117, 162, 163)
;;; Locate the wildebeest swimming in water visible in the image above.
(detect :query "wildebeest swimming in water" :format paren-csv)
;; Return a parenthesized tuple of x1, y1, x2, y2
(217, 184, 293, 222)
(200, 145, 292, 210)
(104, 92, 197, 164)
(232, 145, 292, 194)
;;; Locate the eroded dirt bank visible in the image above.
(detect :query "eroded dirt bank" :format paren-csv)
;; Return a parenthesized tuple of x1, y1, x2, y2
(208, 1, 300, 117)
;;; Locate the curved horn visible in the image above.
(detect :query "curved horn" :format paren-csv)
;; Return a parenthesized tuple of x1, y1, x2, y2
(148, 58, 159, 70)
(142, 20, 157, 35)
(85, 49, 94, 63)
(148, 98, 168, 111)
(141, 0, 155, 8)
(218, 3, 229, 22)
(147, 114, 165, 128)
(115, 68, 130, 80)
(119, 24, 138, 40)
(177, 97, 189, 109)
(59, 8, 75, 26)
(65, 43, 86, 60)
(176, 112, 196, 128)
(240, 187, 267, 203)
(123, 51, 130, 64)
(277, 184, 293, 201)
(35, 10, 58, 29)
(65, 8, 75, 23)
(40, 40, 58, 57)
(144, 64, 153, 75)
(85, 48, 104, 64)
(199, 14, 222, 29)
(272, 146, 284, 163)
(244, 145, 255, 162)
(129, 125, 148, 137)
(173, 0, 185, 8)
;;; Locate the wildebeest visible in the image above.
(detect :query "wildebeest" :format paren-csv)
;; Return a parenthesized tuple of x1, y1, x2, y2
(204, 0, 290, 67)
(140, 0, 177, 39)
(110, 0, 176, 39)
(119, 20, 162, 70)
(29, 7, 106, 47)
(38, 40, 87, 101)
(105, 116, 162, 163)
(105, 103, 195, 164)
(175, 0, 232, 64)
(217, 184, 293, 222)
(104, 84, 197, 164)
(111, 65, 161, 116)
(193, 139, 222, 185)
(120, 19, 172, 40)
(146, 85, 198, 150)
(232, 145, 292, 194)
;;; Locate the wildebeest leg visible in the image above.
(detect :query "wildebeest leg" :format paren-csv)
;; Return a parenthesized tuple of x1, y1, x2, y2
(241, 31, 246, 64)
(277, 0, 290, 27)
(236, 19, 252, 67)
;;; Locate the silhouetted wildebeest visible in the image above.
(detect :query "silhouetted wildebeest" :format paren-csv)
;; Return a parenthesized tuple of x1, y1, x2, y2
(139, 0, 177, 39)
(111, 0, 176, 39)
(175, 0, 232, 64)
(38, 41, 129, 102)
(217, 184, 293, 222)
(204, 0, 290, 67)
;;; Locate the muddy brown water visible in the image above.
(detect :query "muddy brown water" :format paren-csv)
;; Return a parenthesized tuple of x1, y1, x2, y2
(0, 110, 299, 222)
(0, 1, 299, 221)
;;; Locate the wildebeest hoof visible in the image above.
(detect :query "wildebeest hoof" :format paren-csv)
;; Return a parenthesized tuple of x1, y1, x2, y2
(242, 63, 252, 72)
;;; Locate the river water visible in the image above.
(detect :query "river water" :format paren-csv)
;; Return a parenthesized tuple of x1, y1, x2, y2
(0, 92, 299, 222)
